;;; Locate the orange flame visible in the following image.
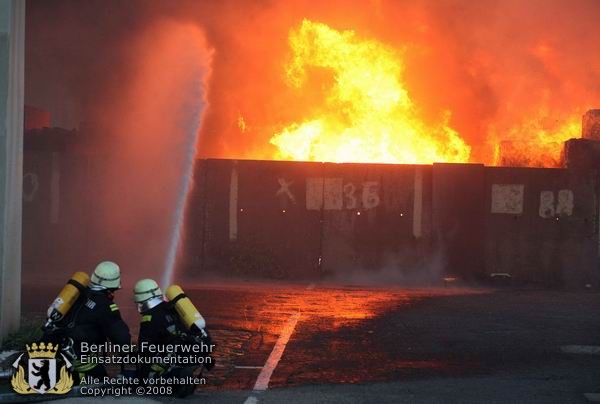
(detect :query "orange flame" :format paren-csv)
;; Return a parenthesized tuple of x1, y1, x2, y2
(491, 110, 580, 167)
(269, 20, 471, 164)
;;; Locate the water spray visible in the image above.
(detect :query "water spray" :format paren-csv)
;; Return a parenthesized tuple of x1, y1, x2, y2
(161, 80, 207, 289)
(161, 120, 202, 289)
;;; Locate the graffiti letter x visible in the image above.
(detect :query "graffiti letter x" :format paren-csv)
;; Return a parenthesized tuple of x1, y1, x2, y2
(276, 178, 296, 204)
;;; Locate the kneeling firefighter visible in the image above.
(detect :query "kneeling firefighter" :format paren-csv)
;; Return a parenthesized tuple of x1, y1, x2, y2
(42, 261, 131, 383)
(134, 279, 214, 397)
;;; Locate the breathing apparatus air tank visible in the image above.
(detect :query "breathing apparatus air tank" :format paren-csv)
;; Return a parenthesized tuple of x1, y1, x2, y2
(45, 272, 90, 327)
(166, 285, 206, 334)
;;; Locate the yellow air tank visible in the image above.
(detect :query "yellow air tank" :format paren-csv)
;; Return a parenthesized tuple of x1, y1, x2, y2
(166, 285, 206, 332)
(47, 272, 90, 322)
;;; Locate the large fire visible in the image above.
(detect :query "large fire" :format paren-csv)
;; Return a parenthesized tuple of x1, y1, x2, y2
(492, 112, 580, 167)
(34, 2, 600, 168)
(269, 20, 471, 164)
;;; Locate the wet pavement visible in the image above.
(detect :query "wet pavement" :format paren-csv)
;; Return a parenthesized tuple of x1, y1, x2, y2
(13, 281, 600, 402)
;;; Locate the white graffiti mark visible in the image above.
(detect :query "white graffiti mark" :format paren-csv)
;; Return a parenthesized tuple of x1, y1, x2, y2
(556, 189, 574, 216)
(306, 178, 324, 210)
(539, 191, 554, 218)
(276, 178, 297, 204)
(305, 178, 381, 211)
(539, 189, 574, 218)
(361, 181, 380, 210)
(491, 184, 524, 214)
(324, 178, 343, 210)
(23, 173, 39, 202)
(343, 182, 358, 209)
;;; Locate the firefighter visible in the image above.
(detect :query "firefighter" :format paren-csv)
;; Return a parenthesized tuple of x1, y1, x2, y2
(42, 261, 131, 384)
(134, 279, 213, 397)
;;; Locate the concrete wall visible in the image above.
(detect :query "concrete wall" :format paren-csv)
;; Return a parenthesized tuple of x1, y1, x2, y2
(319, 163, 431, 277)
(180, 159, 599, 286)
(185, 159, 324, 279)
(21, 147, 600, 288)
(484, 167, 598, 287)
(182, 160, 437, 280)
(432, 163, 486, 280)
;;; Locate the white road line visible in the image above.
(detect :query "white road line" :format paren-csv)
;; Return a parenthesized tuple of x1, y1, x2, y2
(561, 345, 600, 355)
(253, 311, 300, 391)
(242, 283, 313, 403)
(243, 396, 259, 404)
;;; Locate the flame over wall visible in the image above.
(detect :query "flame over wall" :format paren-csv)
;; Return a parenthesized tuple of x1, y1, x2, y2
(26, 0, 600, 168)
(202, 1, 600, 168)
(269, 20, 470, 164)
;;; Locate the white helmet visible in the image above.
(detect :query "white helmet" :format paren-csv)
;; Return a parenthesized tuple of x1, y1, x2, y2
(90, 261, 121, 289)
(134, 279, 163, 303)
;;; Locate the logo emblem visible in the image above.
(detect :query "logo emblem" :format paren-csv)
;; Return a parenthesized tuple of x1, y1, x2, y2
(11, 342, 73, 395)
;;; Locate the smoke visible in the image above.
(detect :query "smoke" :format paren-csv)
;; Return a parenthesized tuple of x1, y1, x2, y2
(28, 17, 215, 289)
(325, 246, 448, 287)
(93, 20, 211, 287)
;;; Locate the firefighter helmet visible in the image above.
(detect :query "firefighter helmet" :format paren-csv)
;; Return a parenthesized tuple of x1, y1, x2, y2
(90, 261, 121, 289)
(134, 279, 163, 303)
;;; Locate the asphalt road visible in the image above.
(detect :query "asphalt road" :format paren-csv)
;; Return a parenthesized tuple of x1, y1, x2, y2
(11, 281, 600, 403)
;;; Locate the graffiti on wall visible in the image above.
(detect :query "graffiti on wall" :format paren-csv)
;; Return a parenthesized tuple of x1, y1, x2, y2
(539, 190, 574, 218)
(491, 184, 524, 214)
(306, 178, 380, 210)
(491, 184, 574, 218)
(276, 178, 297, 204)
(23, 173, 39, 202)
